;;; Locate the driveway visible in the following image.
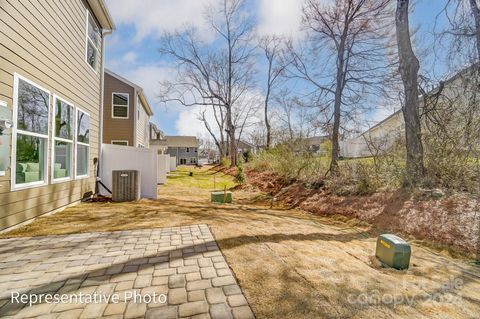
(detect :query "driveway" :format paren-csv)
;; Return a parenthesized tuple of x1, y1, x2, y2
(0, 225, 254, 319)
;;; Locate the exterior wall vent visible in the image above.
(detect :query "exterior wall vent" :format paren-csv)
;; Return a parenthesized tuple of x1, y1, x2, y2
(112, 170, 140, 202)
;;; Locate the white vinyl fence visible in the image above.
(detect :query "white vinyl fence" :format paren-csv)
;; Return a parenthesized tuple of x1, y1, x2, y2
(100, 144, 158, 199)
(157, 154, 169, 184)
(169, 156, 176, 171)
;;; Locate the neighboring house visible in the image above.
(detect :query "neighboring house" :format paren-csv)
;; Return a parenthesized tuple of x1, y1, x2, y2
(0, 1, 114, 231)
(103, 69, 153, 148)
(236, 140, 257, 155)
(151, 136, 199, 165)
(222, 140, 258, 156)
(198, 147, 219, 164)
(150, 122, 164, 141)
(340, 63, 478, 158)
(303, 136, 330, 154)
(340, 111, 404, 158)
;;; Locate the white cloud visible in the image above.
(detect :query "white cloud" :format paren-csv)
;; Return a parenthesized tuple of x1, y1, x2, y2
(175, 89, 265, 138)
(122, 52, 137, 63)
(176, 106, 210, 137)
(257, 0, 302, 38)
(105, 0, 216, 41)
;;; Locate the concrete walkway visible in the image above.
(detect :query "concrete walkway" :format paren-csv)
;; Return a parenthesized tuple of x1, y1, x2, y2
(0, 225, 254, 319)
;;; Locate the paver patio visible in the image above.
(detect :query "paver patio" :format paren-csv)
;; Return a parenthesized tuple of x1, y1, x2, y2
(0, 225, 254, 319)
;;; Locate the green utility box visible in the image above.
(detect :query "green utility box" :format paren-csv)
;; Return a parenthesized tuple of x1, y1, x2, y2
(211, 191, 232, 203)
(375, 234, 411, 270)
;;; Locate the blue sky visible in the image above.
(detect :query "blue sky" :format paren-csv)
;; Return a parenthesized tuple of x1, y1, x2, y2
(104, 0, 451, 137)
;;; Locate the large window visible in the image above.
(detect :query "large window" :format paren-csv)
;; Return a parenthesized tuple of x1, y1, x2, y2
(13, 75, 50, 188)
(52, 96, 74, 182)
(76, 109, 90, 178)
(85, 11, 100, 71)
(112, 93, 129, 118)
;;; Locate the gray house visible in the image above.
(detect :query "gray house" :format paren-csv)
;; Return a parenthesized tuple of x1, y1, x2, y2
(150, 136, 199, 165)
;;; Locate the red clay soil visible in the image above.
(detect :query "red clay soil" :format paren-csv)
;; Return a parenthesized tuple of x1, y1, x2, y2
(246, 169, 480, 256)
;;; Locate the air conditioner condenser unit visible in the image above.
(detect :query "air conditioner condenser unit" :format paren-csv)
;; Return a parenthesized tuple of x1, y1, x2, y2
(112, 170, 140, 202)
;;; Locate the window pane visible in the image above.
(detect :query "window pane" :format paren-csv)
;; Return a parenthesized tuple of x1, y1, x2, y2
(77, 111, 90, 144)
(76, 144, 89, 176)
(113, 93, 128, 106)
(113, 105, 128, 118)
(54, 98, 74, 140)
(87, 42, 97, 70)
(15, 134, 46, 184)
(17, 79, 49, 134)
(88, 14, 100, 47)
(112, 141, 128, 146)
(54, 141, 72, 179)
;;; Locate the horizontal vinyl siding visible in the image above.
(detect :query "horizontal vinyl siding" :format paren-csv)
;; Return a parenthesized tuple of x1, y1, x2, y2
(103, 73, 135, 145)
(136, 101, 149, 147)
(0, 0, 103, 230)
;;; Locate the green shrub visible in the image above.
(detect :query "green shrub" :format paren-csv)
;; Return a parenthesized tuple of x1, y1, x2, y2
(234, 163, 246, 184)
(220, 157, 231, 167)
(243, 150, 254, 163)
(249, 144, 329, 184)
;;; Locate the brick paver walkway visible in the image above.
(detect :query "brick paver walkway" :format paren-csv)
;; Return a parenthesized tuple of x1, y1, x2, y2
(0, 225, 254, 318)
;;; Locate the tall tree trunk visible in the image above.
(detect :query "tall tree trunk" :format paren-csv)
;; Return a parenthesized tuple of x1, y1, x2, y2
(265, 58, 273, 149)
(226, 105, 237, 167)
(265, 94, 271, 149)
(329, 33, 347, 175)
(396, 0, 425, 182)
(470, 0, 480, 60)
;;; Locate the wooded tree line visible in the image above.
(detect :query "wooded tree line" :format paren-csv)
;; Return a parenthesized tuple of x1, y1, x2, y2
(159, 0, 479, 185)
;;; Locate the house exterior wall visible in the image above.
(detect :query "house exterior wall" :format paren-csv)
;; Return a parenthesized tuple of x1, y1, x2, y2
(165, 147, 198, 165)
(340, 111, 404, 158)
(340, 65, 478, 158)
(136, 96, 150, 148)
(0, 0, 105, 230)
(102, 72, 134, 146)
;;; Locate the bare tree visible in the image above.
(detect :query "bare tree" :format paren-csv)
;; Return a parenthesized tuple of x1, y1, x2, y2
(289, 0, 392, 175)
(232, 93, 261, 146)
(471, 0, 480, 58)
(197, 102, 226, 158)
(396, 0, 425, 181)
(259, 35, 287, 149)
(158, 0, 256, 167)
(435, 0, 480, 67)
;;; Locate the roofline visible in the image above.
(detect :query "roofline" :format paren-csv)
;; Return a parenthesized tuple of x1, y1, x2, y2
(105, 69, 153, 116)
(138, 90, 154, 116)
(165, 136, 198, 139)
(360, 109, 402, 137)
(359, 62, 479, 137)
(87, 0, 115, 30)
(105, 69, 142, 90)
(237, 140, 255, 147)
(163, 136, 198, 147)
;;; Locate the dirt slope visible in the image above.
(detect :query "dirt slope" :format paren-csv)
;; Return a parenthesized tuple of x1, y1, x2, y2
(246, 169, 480, 256)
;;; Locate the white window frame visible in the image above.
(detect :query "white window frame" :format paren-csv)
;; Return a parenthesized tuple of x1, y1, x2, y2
(112, 92, 129, 119)
(85, 10, 100, 73)
(75, 107, 90, 179)
(11, 73, 51, 190)
(51, 95, 75, 183)
(112, 140, 129, 146)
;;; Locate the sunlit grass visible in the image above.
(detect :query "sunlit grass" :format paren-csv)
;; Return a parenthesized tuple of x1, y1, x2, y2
(167, 165, 237, 191)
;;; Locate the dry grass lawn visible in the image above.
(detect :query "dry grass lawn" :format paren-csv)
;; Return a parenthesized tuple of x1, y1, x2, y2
(2, 166, 480, 318)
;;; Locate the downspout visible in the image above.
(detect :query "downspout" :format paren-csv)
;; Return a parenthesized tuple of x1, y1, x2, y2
(97, 29, 113, 194)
